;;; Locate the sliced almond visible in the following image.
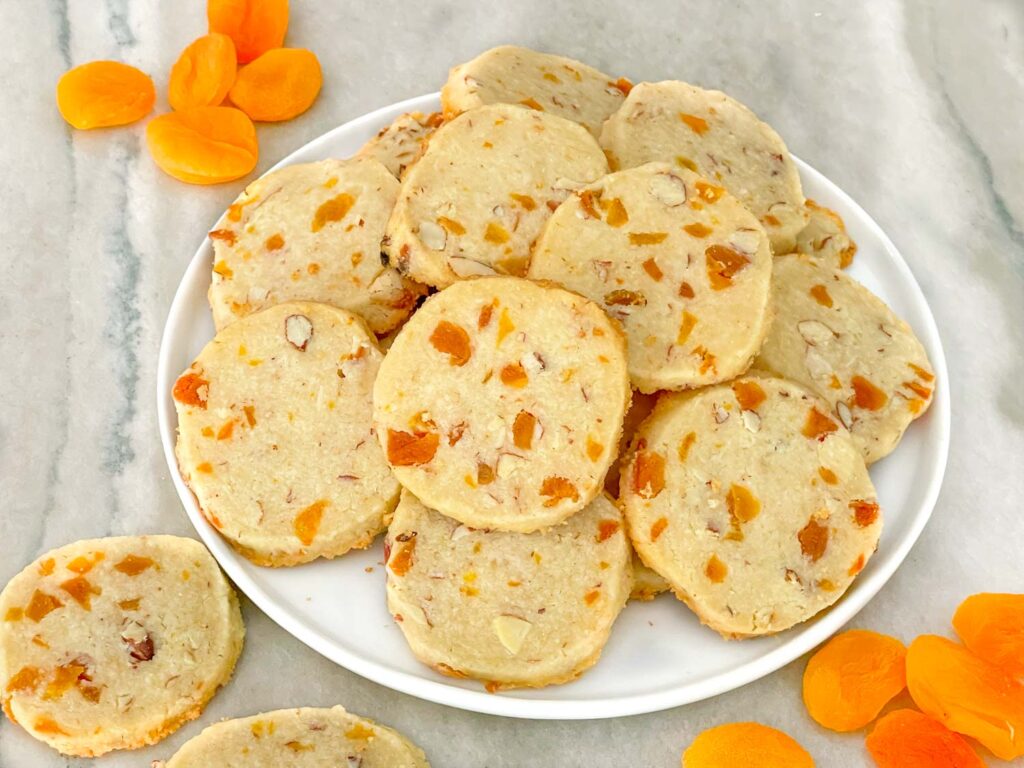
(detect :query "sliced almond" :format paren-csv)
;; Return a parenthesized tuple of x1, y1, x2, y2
(418, 221, 447, 250)
(450, 525, 471, 542)
(713, 403, 730, 423)
(285, 314, 314, 351)
(496, 452, 528, 479)
(449, 256, 497, 278)
(741, 409, 761, 433)
(836, 401, 853, 430)
(648, 173, 688, 206)
(804, 348, 833, 380)
(728, 227, 762, 255)
(492, 614, 532, 655)
(797, 319, 835, 345)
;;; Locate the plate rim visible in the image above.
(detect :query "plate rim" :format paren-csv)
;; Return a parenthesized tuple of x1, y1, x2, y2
(156, 92, 951, 720)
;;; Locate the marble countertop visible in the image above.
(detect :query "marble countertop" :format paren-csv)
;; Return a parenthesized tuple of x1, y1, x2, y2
(2, 0, 1022, 765)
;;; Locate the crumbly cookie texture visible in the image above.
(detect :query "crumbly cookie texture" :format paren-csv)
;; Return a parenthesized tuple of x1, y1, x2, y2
(174, 302, 400, 566)
(441, 44, 631, 137)
(753, 253, 935, 464)
(207, 156, 425, 335)
(621, 377, 881, 638)
(600, 80, 807, 253)
(793, 198, 857, 268)
(373, 276, 630, 533)
(357, 111, 444, 178)
(383, 103, 608, 289)
(0, 536, 243, 757)
(161, 706, 429, 767)
(385, 491, 631, 689)
(529, 162, 773, 393)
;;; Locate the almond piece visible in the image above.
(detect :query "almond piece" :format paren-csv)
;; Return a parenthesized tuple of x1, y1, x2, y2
(496, 452, 528, 479)
(713, 403, 730, 423)
(797, 319, 835, 345)
(285, 314, 314, 351)
(836, 401, 853, 430)
(492, 614, 532, 655)
(741, 409, 761, 433)
(648, 173, 688, 206)
(728, 227, 762, 255)
(419, 221, 447, 250)
(449, 255, 497, 277)
(805, 348, 833, 380)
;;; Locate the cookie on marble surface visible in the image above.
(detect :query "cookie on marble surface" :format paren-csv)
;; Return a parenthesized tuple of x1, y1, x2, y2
(753, 253, 935, 464)
(441, 45, 630, 137)
(161, 706, 429, 767)
(599, 80, 807, 253)
(620, 376, 881, 638)
(174, 301, 400, 566)
(383, 103, 608, 288)
(385, 490, 631, 689)
(207, 156, 425, 335)
(793, 198, 857, 268)
(373, 276, 629, 533)
(0, 535, 243, 757)
(357, 111, 443, 178)
(529, 162, 773, 393)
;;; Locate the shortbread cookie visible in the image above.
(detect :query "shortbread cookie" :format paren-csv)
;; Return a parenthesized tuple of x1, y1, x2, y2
(621, 377, 881, 638)
(794, 199, 857, 268)
(441, 45, 631, 136)
(383, 103, 608, 288)
(373, 277, 630, 532)
(631, 553, 670, 601)
(530, 163, 773, 392)
(357, 111, 443, 178)
(0, 536, 243, 757)
(604, 389, 660, 497)
(163, 706, 429, 767)
(385, 491, 631, 689)
(174, 302, 400, 566)
(600, 81, 807, 253)
(207, 156, 425, 334)
(753, 254, 935, 464)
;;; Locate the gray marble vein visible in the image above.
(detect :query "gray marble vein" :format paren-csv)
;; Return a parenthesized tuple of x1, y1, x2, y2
(1, 0, 1023, 765)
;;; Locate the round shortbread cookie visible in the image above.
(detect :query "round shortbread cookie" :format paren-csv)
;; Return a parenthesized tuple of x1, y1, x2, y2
(207, 156, 425, 335)
(441, 45, 631, 137)
(357, 111, 443, 178)
(162, 706, 429, 767)
(0, 536, 243, 757)
(383, 103, 608, 288)
(373, 277, 630, 532)
(620, 376, 881, 638)
(794, 199, 857, 268)
(599, 80, 807, 254)
(529, 163, 773, 393)
(173, 302, 400, 566)
(385, 491, 631, 689)
(630, 553, 670, 601)
(753, 254, 935, 464)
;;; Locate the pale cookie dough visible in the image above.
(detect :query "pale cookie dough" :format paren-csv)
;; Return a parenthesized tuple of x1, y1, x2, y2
(0, 536, 243, 757)
(385, 491, 631, 689)
(753, 253, 935, 464)
(620, 377, 881, 638)
(357, 111, 443, 178)
(207, 156, 425, 335)
(373, 277, 630, 533)
(383, 103, 608, 288)
(599, 80, 807, 253)
(793, 199, 857, 268)
(529, 163, 773, 392)
(162, 706, 429, 767)
(441, 45, 631, 137)
(173, 302, 400, 566)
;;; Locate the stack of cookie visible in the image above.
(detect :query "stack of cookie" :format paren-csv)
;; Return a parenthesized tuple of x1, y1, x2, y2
(166, 44, 936, 693)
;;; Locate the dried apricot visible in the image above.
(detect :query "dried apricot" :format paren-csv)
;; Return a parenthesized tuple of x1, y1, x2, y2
(906, 634, 1024, 760)
(168, 33, 237, 110)
(682, 722, 814, 768)
(146, 106, 258, 184)
(229, 48, 322, 122)
(802, 629, 907, 732)
(207, 0, 289, 64)
(429, 321, 471, 366)
(705, 244, 749, 290)
(953, 593, 1024, 678)
(631, 450, 665, 499)
(866, 709, 986, 768)
(56, 61, 155, 130)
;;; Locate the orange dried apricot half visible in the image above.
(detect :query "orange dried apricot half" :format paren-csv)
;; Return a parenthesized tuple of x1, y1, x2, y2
(207, 0, 289, 64)
(229, 48, 322, 122)
(56, 61, 155, 129)
(168, 33, 237, 111)
(906, 634, 1024, 760)
(146, 106, 258, 185)
(953, 593, 1024, 677)
(866, 709, 986, 768)
(682, 722, 814, 768)
(802, 629, 907, 732)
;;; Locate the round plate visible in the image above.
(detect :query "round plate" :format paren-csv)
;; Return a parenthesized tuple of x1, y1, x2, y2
(157, 93, 950, 720)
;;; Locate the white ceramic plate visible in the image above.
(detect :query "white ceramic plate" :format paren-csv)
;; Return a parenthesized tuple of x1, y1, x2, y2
(157, 93, 950, 720)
